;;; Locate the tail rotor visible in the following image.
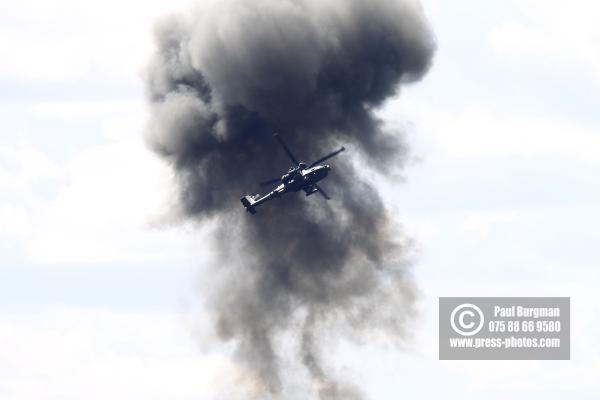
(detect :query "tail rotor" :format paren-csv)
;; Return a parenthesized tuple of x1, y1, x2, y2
(240, 195, 258, 214)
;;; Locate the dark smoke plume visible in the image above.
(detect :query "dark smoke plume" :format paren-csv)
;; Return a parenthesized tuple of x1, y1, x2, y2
(145, 0, 434, 398)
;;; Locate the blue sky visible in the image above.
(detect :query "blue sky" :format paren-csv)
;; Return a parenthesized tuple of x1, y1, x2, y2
(1, 0, 599, 399)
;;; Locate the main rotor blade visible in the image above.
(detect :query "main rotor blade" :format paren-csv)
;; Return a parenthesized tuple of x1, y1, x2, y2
(309, 146, 345, 168)
(259, 178, 281, 187)
(273, 132, 300, 165)
(313, 183, 330, 200)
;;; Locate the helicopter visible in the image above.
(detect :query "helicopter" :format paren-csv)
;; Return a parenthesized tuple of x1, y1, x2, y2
(240, 133, 345, 214)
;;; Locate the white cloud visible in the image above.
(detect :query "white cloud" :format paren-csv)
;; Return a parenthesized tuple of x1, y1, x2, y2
(27, 100, 144, 122)
(457, 209, 517, 236)
(0, 204, 31, 239)
(24, 108, 197, 265)
(0, 0, 196, 86)
(0, 142, 60, 190)
(0, 99, 199, 266)
(386, 100, 600, 164)
(0, 0, 209, 265)
(0, 140, 61, 245)
(436, 106, 600, 162)
(487, 0, 600, 86)
(0, 306, 244, 400)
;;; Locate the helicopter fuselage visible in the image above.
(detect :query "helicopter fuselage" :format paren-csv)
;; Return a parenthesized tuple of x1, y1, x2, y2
(279, 165, 330, 193)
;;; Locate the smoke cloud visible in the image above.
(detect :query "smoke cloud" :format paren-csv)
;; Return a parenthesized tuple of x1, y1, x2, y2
(145, 0, 435, 398)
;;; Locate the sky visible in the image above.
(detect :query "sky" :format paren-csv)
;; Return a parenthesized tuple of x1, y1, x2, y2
(1, 0, 599, 399)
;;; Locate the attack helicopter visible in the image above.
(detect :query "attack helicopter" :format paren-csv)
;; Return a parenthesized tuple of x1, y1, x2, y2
(240, 133, 345, 214)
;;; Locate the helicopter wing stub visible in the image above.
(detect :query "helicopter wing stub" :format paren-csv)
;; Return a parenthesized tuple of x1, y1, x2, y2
(309, 146, 345, 168)
(273, 132, 300, 165)
(313, 183, 330, 200)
